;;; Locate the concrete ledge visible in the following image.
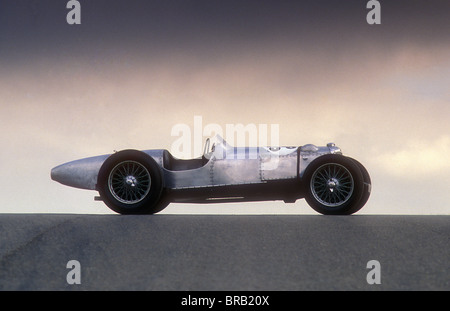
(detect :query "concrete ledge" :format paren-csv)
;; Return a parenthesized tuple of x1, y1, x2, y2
(0, 214, 448, 290)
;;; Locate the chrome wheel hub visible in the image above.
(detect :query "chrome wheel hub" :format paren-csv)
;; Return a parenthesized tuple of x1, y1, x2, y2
(125, 175, 138, 187)
(327, 178, 338, 190)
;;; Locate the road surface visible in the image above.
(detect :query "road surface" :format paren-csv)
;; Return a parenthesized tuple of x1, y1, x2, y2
(0, 214, 448, 290)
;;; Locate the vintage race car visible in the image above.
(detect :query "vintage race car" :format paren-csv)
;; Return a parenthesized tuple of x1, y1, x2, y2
(51, 135, 371, 215)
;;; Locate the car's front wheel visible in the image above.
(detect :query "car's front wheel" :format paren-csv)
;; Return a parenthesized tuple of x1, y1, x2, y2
(97, 150, 165, 214)
(303, 154, 365, 215)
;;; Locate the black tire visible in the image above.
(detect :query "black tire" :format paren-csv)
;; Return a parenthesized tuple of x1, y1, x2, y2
(303, 154, 364, 215)
(151, 191, 171, 214)
(97, 150, 164, 214)
(347, 157, 371, 214)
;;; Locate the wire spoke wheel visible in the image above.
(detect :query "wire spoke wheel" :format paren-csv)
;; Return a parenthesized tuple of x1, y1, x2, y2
(310, 163, 354, 208)
(108, 160, 151, 205)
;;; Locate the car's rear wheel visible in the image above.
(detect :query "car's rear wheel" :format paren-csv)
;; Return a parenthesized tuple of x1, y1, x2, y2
(347, 157, 371, 214)
(97, 150, 165, 214)
(303, 154, 364, 215)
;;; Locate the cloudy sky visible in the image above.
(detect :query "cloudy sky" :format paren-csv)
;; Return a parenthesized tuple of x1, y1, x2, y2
(0, 0, 449, 214)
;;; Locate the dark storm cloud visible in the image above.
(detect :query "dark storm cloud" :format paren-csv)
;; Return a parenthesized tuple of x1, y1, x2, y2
(1, 0, 449, 63)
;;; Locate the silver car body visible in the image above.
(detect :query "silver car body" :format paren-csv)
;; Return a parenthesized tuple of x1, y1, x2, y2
(51, 135, 342, 196)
